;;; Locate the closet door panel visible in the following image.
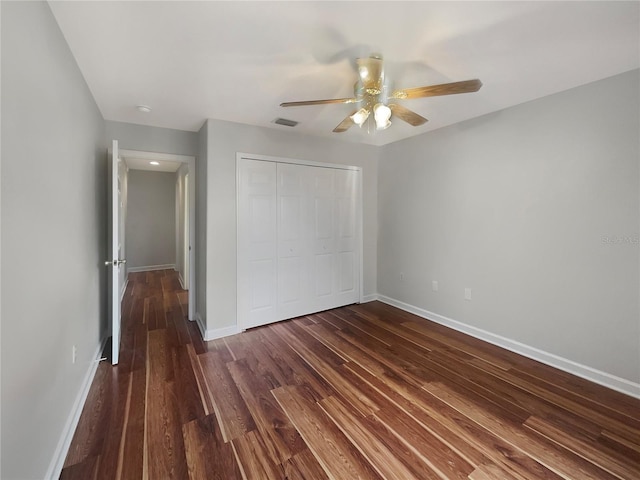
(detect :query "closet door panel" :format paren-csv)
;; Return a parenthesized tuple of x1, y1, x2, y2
(335, 169, 359, 303)
(238, 159, 277, 328)
(309, 168, 337, 310)
(277, 163, 310, 319)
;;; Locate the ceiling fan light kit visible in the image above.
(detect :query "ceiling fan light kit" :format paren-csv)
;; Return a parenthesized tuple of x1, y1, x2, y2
(280, 54, 482, 134)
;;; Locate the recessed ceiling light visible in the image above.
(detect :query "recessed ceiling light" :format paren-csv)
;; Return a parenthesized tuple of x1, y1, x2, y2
(149, 161, 160, 166)
(136, 105, 152, 113)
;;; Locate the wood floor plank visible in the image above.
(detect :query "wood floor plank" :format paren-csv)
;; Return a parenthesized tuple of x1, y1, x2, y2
(231, 429, 285, 479)
(198, 351, 257, 442)
(599, 430, 640, 457)
(303, 322, 387, 377)
(495, 361, 640, 426)
(272, 322, 380, 417)
(256, 328, 336, 402)
(468, 463, 521, 480)
(168, 306, 192, 346)
(345, 362, 564, 480)
(374, 405, 475, 480)
(118, 363, 146, 480)
(481, 363, 640, 443)
(59, 455, 100, 480)
(318, 395, 424, 480)
(186, 343, 215, 416)
(282, 449, 330, 480)
(146, 329, 189, 479)
(358, 412, 442, 480)
(62, 280, 640, 480)
(272, 385, 384, 480)
(172, 344, 207, 424)
(227, 355, 306, 464)
(365, 301, 640, 419)
(401, 319, 514, 371)
(425, 381, 621, 480)
(329, 309, 396, 347)
(182, 414, 242, 480)
(63, 364, 111, 467)
(93, 369, 132, 480)
(524, 416, 640, 479)
(184, 318, 207, 354)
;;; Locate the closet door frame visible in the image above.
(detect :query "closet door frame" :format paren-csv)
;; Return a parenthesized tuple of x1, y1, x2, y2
(236, 152, 364, 331)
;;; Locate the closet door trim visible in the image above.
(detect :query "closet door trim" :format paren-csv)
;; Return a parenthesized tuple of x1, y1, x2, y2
(237, 152, 362, 171)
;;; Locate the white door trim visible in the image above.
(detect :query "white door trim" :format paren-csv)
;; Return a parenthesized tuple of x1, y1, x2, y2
(236, 152, 364, 331)
(120, 149, 197, 321)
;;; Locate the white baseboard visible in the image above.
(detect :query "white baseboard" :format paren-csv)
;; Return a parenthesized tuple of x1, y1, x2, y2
(46, 337, 107, 479)
(178, 272, 186, 290)
(126, 263, 176, 273)
(194, 313, 241, 341)
(377, 295, 640, 400)
(360, 293, 379, 303)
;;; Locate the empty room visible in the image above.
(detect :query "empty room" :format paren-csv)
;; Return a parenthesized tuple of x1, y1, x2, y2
(1, 1, 639, 479)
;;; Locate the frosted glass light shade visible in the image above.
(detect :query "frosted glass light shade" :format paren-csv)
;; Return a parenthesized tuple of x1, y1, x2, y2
(374, 103, 392, 130)
(350, 108, 370, 126)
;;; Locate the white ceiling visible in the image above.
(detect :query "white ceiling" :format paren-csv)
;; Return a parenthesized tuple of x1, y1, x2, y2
(49, 1, 639, 147)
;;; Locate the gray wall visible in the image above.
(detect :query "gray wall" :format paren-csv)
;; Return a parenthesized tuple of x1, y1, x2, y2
(378, 70, 640, 383)
(126, 170, 177, 270)
(196, 123, 208, 324)
(1, 2, 106, 478)
(204, 119, 380, 333)
(106, 120, 198, 156)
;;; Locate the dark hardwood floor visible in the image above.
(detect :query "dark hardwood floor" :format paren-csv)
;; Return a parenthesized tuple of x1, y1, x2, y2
(61, 269, 640, 479)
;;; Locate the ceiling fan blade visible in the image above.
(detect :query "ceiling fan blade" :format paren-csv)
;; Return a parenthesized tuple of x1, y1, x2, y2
(333, 110, 358, 132)
(391, 79, 482, 100)
(280, 97, 358, 107)
(389, 104, 428, 126)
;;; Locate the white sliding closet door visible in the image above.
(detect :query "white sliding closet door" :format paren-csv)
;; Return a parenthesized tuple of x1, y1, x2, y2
(237, 159, 277, 329)
(238, 156, 360, 330)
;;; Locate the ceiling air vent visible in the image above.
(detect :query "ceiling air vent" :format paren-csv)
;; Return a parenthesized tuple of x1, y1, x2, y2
(274, 118, 298, 127)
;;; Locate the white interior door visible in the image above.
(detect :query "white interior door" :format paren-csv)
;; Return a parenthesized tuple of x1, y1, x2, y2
(107, 140, 126, 365)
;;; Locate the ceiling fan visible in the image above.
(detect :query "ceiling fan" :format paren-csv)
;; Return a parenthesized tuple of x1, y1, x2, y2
(280, 54, 482, 133)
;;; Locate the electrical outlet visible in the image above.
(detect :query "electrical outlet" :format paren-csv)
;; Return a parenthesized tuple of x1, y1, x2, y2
(72, 345, 77, 364)
(464, 288, 472, 301)
(432, 280, 439, 292)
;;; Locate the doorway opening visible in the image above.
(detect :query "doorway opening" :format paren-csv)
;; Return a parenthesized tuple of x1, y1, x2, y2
(119, 149, 196, 321)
